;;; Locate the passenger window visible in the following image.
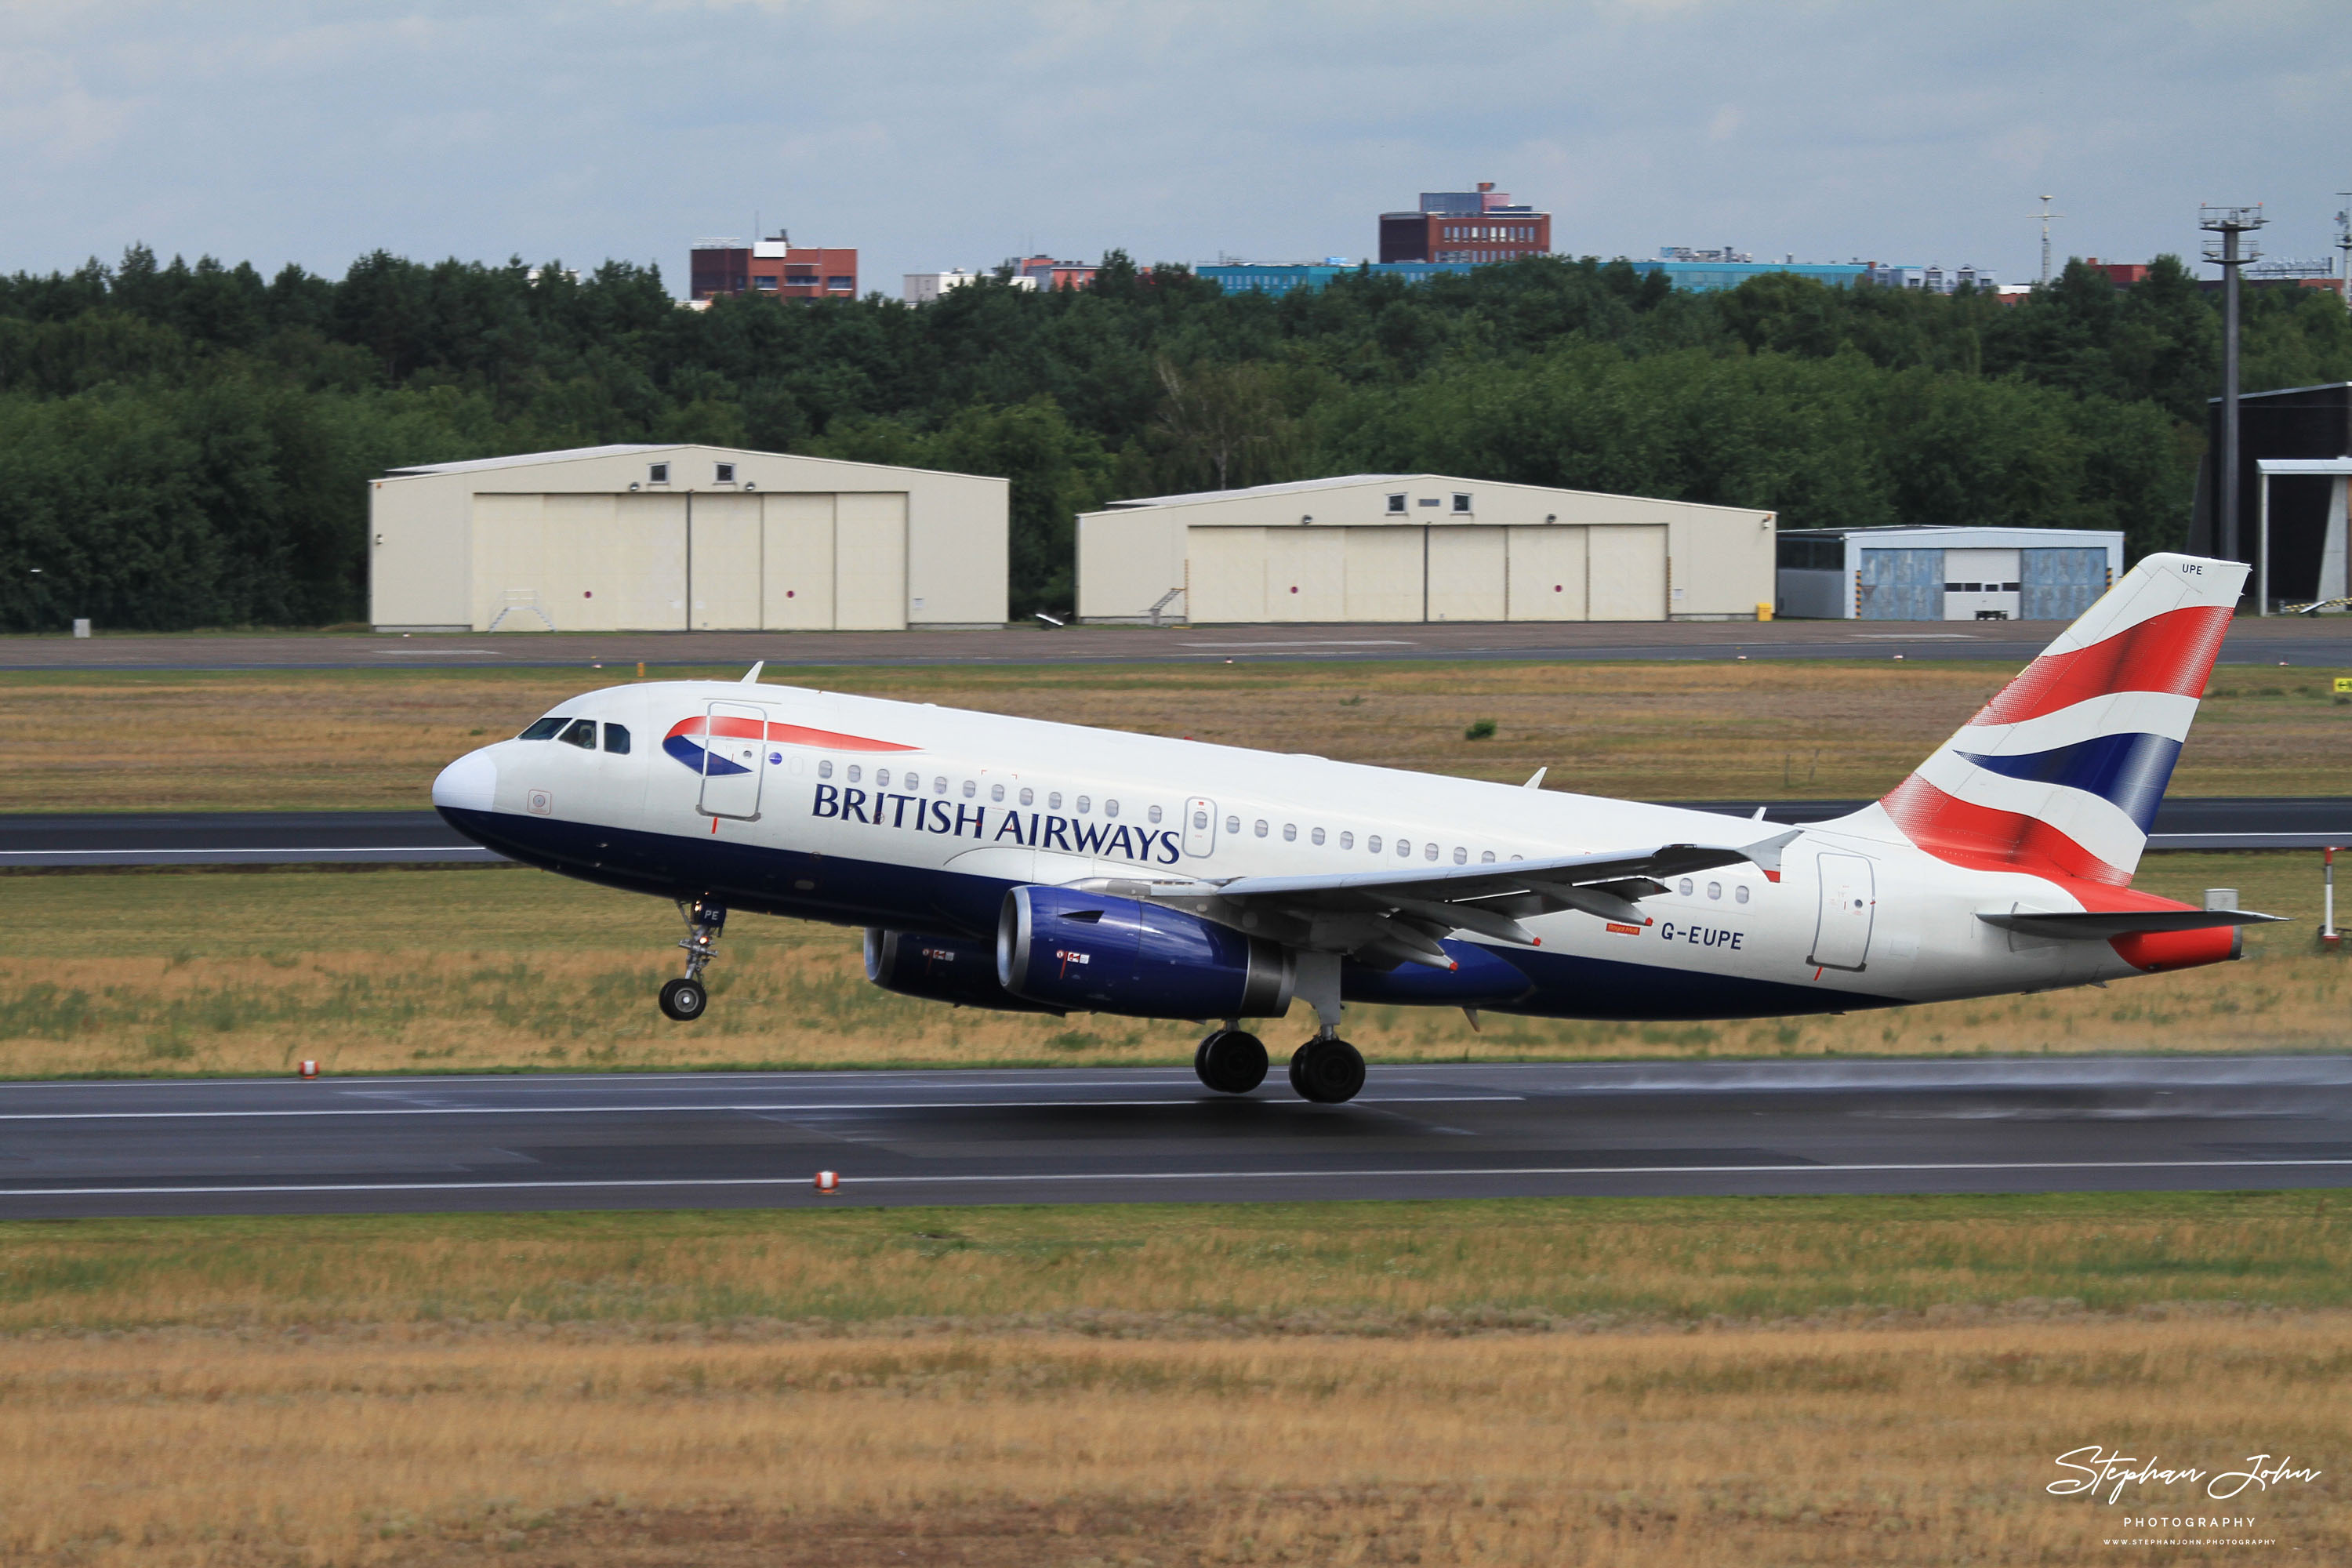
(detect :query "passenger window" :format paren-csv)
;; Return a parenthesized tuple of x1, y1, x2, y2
(1736, 885, 1751, 905)
(1480, 850, 1495, 863)
(1708, 882, 1722, 900)
(1050, 793, 1063, 810)
(1396, 840, 1411, 857)
(1453, 846, 1467, 864)
(1367, 835, 1381, 853)
(1254, 819, 1269, 837)
(518, 717, 565, 741)
(847, 765, 862, 783)
(558, 719, 597, 749)
(1311, 827, 1325, 845)
(1105, 800, 1120, 818)
(934, 777, 948, 795)
(1076, 795, 1091, 814)
(603, 724, 630, 754)
(962, 779, 976, 798)
(1340, 832, 1354, 850)
(1225, 815, 1240, 834)
(1020, 788, 1034, 806)
(1425, 843, 1439, 861)
(1679, 878, 1694, 896)
(877, 768, 891, 788)
(818, 760, 834, 779)
(991, 783, 1005, 802)
(1283, 823, 1297, 841)
(1192, 810, 1207, 829)
(904, 773, 920, 791)
(1148, 804, 1163, 824)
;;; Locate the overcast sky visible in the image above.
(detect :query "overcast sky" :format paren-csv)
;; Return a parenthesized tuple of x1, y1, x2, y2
(4, 1, 2347, 297)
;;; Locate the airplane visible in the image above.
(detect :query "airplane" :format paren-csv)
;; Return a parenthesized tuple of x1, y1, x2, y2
(432, 551, 2281, 1105)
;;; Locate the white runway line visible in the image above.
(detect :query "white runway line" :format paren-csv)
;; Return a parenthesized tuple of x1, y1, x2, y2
(0, 1095, 1525, 1122)
(3, 1156, 2352, 1200)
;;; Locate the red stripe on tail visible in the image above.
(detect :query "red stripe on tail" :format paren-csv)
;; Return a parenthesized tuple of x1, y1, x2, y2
(1972, 604, 2231, 727)
(1880, 775, 2132, 887)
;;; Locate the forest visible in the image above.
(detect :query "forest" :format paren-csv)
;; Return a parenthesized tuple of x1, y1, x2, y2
(2, 243, 2348, 628)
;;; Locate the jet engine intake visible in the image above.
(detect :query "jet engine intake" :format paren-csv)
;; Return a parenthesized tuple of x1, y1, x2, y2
(996, 885, 1295, 1019)
(865, 927, 1063, 1014)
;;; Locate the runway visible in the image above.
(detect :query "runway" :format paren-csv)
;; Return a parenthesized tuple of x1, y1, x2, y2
(4, 614, 2348, 671)
(6, 797, 2344, 867)
(3, 1056, 2347, 1218)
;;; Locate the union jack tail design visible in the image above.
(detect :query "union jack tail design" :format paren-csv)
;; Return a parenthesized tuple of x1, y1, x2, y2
(1878, 552, 2247, 887)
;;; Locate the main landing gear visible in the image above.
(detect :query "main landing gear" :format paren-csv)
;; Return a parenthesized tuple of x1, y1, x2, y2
(1194, 1025, 1269, 1094)
(659, 897, 726, 1022)
(1192, 1019, 1364, 1104)
(1289, 1036, 1365, 1104)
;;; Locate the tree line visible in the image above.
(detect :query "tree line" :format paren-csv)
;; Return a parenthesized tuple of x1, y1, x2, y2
(1, 242, 2347, 629)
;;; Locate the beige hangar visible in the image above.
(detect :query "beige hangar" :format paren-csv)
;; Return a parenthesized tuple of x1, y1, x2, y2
(1076, 475, 1776, 624)
(369, 444, 1009, 633)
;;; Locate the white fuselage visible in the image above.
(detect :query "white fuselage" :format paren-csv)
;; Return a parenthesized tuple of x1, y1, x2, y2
(434, 678, 2165, 1022)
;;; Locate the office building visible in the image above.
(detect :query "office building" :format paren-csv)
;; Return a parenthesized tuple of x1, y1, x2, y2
(1379, 183, 1551, 264)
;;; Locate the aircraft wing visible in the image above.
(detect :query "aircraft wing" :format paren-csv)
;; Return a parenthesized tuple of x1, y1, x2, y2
(1100, 831, 1804, 971)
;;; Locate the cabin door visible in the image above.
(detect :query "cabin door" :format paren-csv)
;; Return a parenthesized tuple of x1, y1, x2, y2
(1182, 797, 1218, 858)
(698, 702, 767, 820)
(1808, 853, 1875, 971)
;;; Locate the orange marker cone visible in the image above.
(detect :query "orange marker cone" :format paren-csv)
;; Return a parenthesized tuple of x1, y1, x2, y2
(815, 1170, 839, 1195)
(298, 1060, 318, 1080)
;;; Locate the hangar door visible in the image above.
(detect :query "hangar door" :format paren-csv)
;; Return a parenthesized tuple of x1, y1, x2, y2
(761, 492, 908, 631)
(471, 492, 688, 631)
(471, 489, 909, 631)
(1179, 522, 1668, 624)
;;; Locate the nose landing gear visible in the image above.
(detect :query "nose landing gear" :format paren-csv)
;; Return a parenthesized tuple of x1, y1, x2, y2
(659, 898, 725, 1022)
(1193, 1024, 1269, 1094)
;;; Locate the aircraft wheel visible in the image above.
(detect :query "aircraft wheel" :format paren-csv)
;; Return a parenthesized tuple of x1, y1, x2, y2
(1290, 1038, 1365, 1104)
(659, 978, 708, 1022)
(1193, 1029, 1227, 1088)
(1200, 1030, 1268, 1094)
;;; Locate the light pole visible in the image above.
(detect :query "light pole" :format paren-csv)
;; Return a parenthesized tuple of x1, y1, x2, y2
(2201, 204, 2266, 575)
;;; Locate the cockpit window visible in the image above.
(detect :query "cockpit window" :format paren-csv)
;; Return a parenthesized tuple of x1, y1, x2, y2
(603, 723, 630, 754)
(557, 719, 598, 749)
(517, 717, 566, 741)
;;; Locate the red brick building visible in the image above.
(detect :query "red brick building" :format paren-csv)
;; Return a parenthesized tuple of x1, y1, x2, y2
(689, 234, 858, 301)
(1379, 182, 1551, 265)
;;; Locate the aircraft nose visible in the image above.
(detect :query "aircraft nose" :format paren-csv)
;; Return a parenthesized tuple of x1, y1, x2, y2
(432, 747, 499, 813)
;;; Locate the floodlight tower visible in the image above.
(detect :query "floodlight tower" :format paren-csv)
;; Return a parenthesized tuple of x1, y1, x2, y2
(2336, 191, 2351, 307)
(2201, 203, 2267, 573)
(2033, 194, 2065, 285)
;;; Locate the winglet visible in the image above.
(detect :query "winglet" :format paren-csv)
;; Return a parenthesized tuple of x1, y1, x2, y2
(1741, 826, 1804, 882)
(1523, 768, 1547, 789)
(742, 661, 765, 685)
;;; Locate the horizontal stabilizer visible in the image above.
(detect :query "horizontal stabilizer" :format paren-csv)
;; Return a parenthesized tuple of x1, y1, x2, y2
(1976, 908, 2288, 941)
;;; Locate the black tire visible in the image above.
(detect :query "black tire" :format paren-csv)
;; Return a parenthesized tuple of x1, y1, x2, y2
(1291, 1038, 1366, 1104)
(659, 978, 707, 1022)
(1202, 1030, 1268, 1094)
(1193, 1029, 1227, 1089)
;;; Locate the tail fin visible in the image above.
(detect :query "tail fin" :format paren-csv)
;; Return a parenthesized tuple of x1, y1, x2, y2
(1877, 552, 2247, 887)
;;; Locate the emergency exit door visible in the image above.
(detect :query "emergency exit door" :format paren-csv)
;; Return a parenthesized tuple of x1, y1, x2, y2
(698, 702, 768, 820)
(1182, 797, 1218, 858)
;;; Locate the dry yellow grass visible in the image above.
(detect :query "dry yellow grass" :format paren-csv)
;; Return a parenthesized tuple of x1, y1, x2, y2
(3, 1319, 2341, 1565)
(1, 659, 2344, 811)
(3, 1195, 2347, 1566)
(1, 854, 2341, 1077)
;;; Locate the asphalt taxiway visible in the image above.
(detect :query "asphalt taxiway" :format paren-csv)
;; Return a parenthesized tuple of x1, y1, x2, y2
(5, 797, 2343, 868)
(2, 1057, 2347, 1219)
(4, 614, 2348, 671)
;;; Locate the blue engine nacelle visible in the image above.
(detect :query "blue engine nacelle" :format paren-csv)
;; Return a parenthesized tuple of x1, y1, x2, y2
(996, 885, 1295, 1019)
(865, 927, 1063, 1014)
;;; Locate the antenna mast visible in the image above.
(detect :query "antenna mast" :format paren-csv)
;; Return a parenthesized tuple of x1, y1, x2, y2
(2032, 194, 2066, 285)
(2201, 203, 2267, 579)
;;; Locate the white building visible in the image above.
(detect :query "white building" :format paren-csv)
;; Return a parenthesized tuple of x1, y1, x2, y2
(1076, 474, 1777, 625)
(369, 444, 1008, 633)
(1774, 525, 2124, 621)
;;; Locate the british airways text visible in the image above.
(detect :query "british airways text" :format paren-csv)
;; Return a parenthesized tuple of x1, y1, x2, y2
(811, 784, 1183, 866)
